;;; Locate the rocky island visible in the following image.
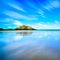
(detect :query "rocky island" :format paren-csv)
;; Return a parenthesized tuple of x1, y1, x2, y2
(15, 25, 36, 30)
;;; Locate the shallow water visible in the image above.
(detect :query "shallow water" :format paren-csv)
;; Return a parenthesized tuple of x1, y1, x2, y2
(0, 31, 60, 60)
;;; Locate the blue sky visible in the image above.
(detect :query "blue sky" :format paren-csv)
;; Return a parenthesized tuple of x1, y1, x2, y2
(0, 0, 60, 29)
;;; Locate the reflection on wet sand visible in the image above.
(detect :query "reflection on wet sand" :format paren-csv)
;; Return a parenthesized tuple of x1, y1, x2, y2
(17, 31, 33, 35)
(0, 31, 60, 60)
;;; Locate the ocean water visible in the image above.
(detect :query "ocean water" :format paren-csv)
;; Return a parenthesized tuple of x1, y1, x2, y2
(0, 31, 60, 60)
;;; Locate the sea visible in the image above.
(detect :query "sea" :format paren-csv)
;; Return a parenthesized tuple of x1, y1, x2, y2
(0, 30, 60, 60)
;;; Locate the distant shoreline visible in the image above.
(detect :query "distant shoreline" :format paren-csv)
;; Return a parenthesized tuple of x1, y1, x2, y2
(0, 29, 60, 32)
(0, 25, 60, 31)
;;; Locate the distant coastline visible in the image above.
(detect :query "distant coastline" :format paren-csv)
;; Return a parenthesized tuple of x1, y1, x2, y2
(0, 25, 60, 31)
(0, 29, 60, 31)
(0, 25, 36, 31)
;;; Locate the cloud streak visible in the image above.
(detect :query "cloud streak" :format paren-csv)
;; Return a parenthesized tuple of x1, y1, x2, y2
(31, 21, 60, 29)
(44, 0, 60, 11)
(38, 9, 46, 18)
(14, 20, 23, 26)
(8, 3, 26, 12)
(3, 11, 38, 20)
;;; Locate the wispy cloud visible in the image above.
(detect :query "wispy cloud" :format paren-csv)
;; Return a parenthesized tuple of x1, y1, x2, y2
(1, 18, 23, 28)
(8, 26, 12, 28)
(30, 21, 60, 29)
(4, 11, 38, 20)
(14, 20, 23, 26)
(44, 0, 60, 11)
(44, 4, 53, 11)
(0, 18, 12, 22)
(4, 11, 23, 18)
(51, 0, 60, 7)
(8, 3, 26, 12)
(54, 20, 60, 24)
(38, 9, 46, 18)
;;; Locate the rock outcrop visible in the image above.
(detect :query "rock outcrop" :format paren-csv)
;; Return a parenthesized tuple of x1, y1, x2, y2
(15, 25, 35, 30)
